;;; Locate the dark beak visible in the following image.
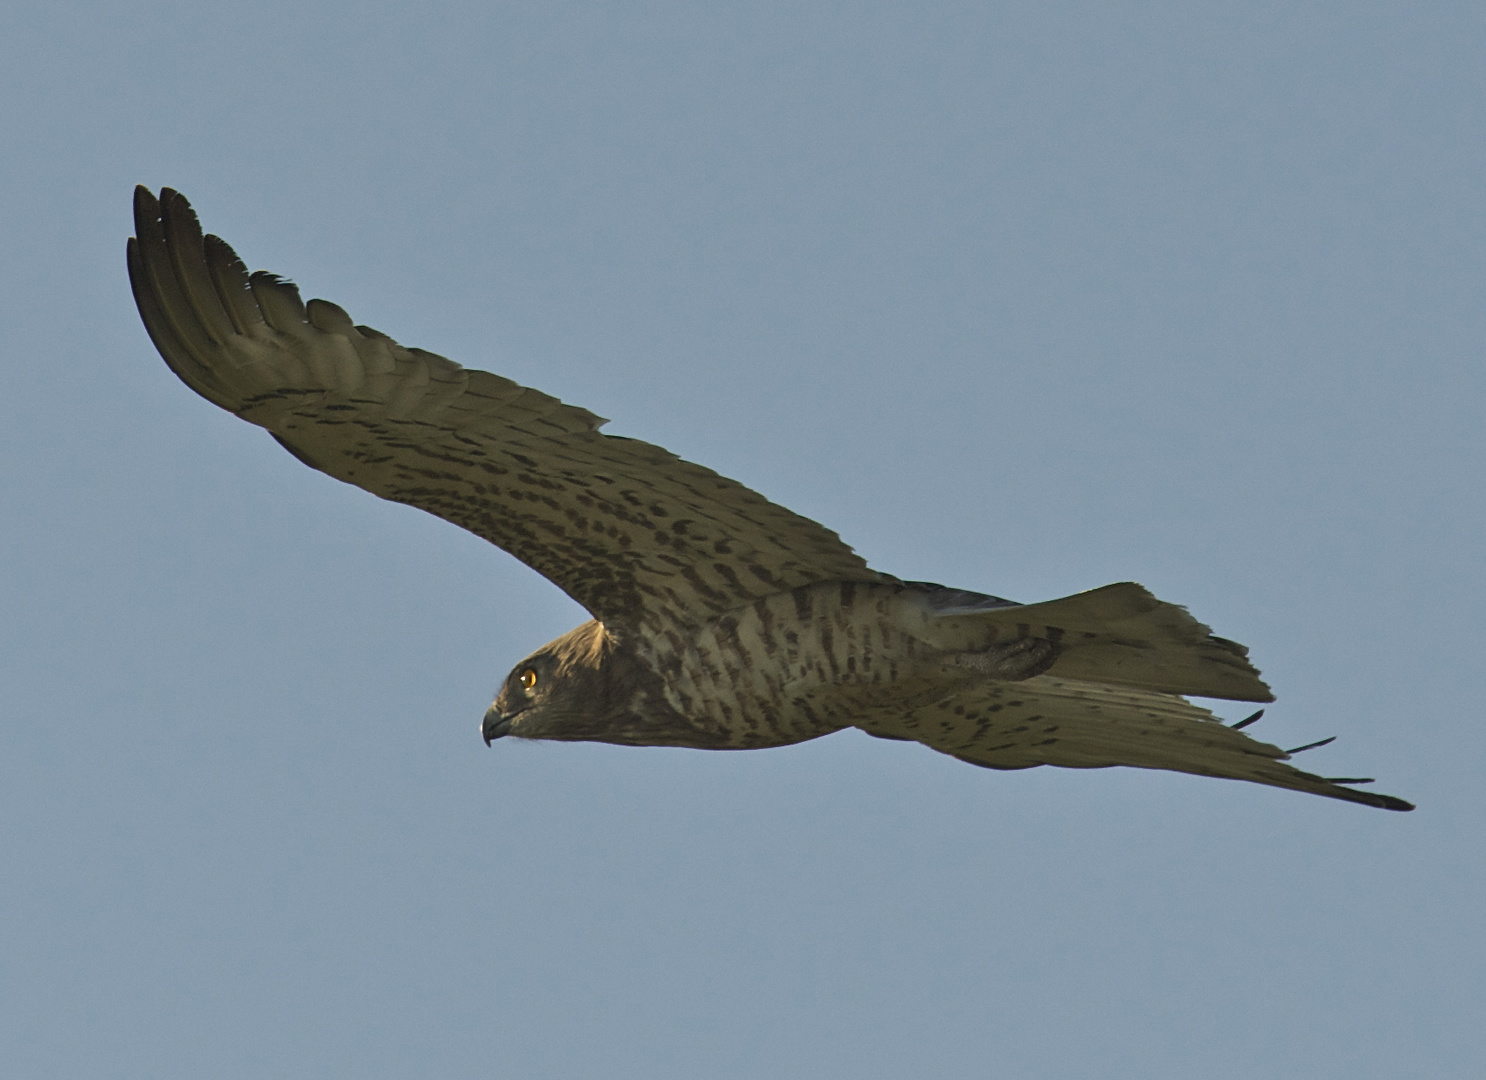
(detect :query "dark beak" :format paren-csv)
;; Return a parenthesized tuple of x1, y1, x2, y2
(482, 708, 512, 746)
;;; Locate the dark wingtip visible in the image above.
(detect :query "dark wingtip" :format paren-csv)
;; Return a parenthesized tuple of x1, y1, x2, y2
(1286, 736, 1338, 754)
(133, 184, 157, 216)
(1326, 782, 1415, 811)
(132, 186, 160, 243)
(1292, 765, 1415, 811)
(134, 185, 195, 225)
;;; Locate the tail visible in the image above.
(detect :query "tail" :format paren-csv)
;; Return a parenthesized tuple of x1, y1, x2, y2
(917, 581, 1274, 703)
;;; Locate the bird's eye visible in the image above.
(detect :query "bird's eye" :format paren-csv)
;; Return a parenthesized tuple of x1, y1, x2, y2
(519, 668, 538, 691)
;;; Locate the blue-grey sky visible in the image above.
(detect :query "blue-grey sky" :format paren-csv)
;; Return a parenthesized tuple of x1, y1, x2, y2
(2, 2, 1482, 1077)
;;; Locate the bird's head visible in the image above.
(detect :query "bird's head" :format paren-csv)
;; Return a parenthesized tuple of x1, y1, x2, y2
(483, 620, 619, 744)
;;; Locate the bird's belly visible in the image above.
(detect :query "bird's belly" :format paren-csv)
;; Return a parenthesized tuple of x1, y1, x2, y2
(658, 582, 946, 748)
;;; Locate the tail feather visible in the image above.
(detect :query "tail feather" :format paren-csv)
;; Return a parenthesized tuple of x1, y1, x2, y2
(919, 582, 1274, 703)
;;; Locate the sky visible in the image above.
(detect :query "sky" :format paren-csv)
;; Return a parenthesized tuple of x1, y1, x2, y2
(2, 2, 1483, 1077)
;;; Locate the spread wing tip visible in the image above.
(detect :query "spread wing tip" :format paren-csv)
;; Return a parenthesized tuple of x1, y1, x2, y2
(1313, 781, 1414, 812)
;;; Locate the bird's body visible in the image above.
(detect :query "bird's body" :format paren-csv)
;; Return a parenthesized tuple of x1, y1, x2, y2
(497, 581, 1045, 750)
(128, 187, 1412, 811)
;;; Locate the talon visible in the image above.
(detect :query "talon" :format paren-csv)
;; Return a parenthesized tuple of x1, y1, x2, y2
(1231, 709, 1264, 730)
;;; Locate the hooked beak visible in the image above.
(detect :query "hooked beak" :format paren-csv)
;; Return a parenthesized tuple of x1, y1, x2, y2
(482, 707, 513, 746)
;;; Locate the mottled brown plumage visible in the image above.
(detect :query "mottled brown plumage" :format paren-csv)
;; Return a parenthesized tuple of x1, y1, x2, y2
(128, 187, 1412, 811)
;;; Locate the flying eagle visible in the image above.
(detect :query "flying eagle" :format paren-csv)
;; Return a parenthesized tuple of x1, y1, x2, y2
(127, 187, 1411, 811)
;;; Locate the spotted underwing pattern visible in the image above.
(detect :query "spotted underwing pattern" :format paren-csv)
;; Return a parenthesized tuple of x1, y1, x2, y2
(129, 187, 1412, 812)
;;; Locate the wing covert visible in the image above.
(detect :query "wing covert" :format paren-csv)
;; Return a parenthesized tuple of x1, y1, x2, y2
(128, 187, 887, 632)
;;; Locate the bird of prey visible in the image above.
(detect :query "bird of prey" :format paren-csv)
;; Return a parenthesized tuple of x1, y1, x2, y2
(127, 186, 1412, 812)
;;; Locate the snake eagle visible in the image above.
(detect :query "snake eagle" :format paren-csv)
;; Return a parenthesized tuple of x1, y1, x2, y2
(127, 187, 1411, 811)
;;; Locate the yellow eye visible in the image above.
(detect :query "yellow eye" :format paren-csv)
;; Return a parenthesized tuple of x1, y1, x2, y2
(519, 668, 538, 691)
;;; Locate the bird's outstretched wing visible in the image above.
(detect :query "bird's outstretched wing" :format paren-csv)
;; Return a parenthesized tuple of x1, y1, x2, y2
(858, 677, 1413, 810)
(128, 187, 888, 632)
